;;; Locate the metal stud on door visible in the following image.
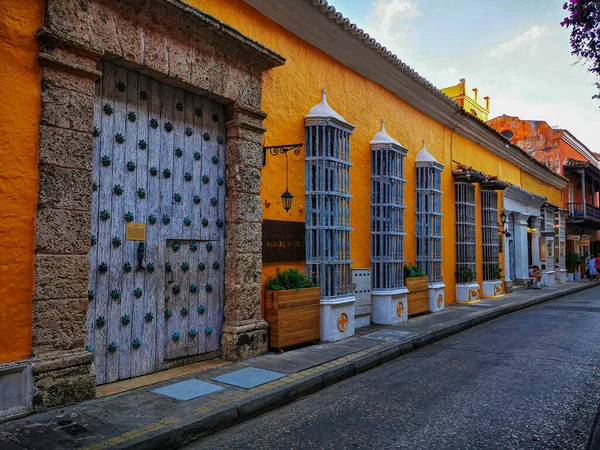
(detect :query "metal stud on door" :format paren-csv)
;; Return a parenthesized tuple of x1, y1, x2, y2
(164, 240, 221, 360)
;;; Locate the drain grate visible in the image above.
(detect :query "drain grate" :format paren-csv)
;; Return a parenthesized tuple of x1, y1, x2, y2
(57, 420, 72, 427)
(544, 305, 600, 313)
(61, 423, 88, 436)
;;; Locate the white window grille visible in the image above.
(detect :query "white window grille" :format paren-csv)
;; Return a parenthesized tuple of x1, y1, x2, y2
(415, 143, 444, 283)
(481, 190, 500, 281)
(455, 182, 476, 283)
(541, 207, 554, 232)
(305, 89, 355, 300)
(370, 120, 407, 291)
(555, 210, 566, 271)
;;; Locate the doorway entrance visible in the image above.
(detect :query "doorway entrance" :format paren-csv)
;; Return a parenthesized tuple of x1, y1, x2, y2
(86, 61, 226, 384)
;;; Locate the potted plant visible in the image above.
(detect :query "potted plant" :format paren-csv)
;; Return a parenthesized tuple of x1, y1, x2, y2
(566, 251, 581, 282)
(455, 267, 479, 302)
(404, 263, 429, 316)
(455, 267, 476, 284)
(574, 254, 584, 281)
(264, 268, 320, 350)
(489, 264, 503, 280)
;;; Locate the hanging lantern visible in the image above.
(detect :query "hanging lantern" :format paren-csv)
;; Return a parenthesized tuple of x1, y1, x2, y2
(263, 142, 303, 213)
(281, 189, 294, 212)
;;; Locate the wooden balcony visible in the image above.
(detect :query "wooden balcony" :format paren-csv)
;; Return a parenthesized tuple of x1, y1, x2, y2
(567, 202, 600, 226)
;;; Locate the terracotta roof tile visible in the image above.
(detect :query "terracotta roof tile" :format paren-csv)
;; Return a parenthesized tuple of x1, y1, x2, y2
(310, 0, 566, 182)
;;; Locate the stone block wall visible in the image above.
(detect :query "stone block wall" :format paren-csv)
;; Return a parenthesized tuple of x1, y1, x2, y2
(29, 0, 283, 411)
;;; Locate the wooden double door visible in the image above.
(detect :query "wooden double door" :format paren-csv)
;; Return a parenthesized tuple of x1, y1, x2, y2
(86, 61, 225, 384)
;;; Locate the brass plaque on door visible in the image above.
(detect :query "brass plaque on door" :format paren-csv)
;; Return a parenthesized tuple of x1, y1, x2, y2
(126, 223, 146, 241)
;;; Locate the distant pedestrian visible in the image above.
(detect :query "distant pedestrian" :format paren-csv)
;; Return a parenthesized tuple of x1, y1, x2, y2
(588, 256, 598, 281)
(531, 265, 543, 289)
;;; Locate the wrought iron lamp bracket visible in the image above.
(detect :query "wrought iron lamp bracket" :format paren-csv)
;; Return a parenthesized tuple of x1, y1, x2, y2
(262, 144, 303, 166)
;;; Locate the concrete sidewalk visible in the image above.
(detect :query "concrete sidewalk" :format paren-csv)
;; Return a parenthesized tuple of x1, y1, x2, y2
(1, 280, 598, 450)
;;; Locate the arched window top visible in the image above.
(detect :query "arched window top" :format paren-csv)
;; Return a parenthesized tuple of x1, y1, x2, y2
(304, 88, 355, 132)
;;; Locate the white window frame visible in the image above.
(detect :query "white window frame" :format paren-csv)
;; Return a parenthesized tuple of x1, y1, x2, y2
(416, 165, 443, 283)
(371, 138, 407, 290)
(455, 182, 476, 283)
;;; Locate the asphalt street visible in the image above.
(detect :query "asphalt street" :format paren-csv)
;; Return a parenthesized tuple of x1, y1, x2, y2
(187, 286, 600, 450)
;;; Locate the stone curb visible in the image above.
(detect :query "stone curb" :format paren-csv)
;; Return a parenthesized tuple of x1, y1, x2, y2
(116, 282, 598, 449)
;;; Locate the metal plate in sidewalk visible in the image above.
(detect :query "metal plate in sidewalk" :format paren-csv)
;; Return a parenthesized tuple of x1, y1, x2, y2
(363, 329, 415, 341)
(152, 378, 223, 400)
(212, 367, 285, 389)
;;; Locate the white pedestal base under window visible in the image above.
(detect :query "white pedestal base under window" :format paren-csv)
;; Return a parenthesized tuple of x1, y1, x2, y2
(555, 269, 567, 284)
(482, 280, 503, 298)
(371, 288, 408, 325)
(320, 296, 355, 343)
(428, 283, 445, 312)
(355, 314, 371, 329)
(456, 283, 480, 304)
(543, 271, 556, 286)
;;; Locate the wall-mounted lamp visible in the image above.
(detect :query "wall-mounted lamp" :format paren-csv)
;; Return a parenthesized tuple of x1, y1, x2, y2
(500, 211, 507, 225)
(499, 210, 511, 237)
(263, 143, 303, 213)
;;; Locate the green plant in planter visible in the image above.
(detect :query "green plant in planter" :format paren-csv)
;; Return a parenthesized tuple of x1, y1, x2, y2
(455, 267, 477, 283)
(566, 251, 583, 273)
(265, 268, 317, 291)
(489, 264, 503, 280)
(403, 263, 426, 279)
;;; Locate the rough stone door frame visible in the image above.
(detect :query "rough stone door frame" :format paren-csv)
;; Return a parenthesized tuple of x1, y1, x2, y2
(32, 0, 284, 411)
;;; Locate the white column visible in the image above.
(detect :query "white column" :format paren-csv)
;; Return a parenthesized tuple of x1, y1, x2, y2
(503, 214, 512, 280)
(531, 216, 542, 267)
(513, 213, 530, 279)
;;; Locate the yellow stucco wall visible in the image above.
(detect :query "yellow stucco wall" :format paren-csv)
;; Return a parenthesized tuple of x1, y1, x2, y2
(0, 0, 43, 363)
(185, 0, 562, 305)
(3, 0, 564, 360)
(522, 172, 563, 205)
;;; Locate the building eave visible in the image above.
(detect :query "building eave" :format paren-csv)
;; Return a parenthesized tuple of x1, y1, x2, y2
(243, 0, 566, 190)
(561, 131, 600, 169)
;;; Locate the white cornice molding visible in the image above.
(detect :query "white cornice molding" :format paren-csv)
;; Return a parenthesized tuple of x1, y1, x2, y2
(561, 131, 599, 168)
(243, 0, 566, 190)
(504, 186, 547, 208)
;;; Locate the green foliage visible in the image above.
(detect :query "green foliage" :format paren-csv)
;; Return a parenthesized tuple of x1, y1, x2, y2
(455, 267, 477, 283)
(566, 251, 583, 272)
(265, 267, 317, 291)
(489, 264, 503, 280)
(404, 263, 426, 279)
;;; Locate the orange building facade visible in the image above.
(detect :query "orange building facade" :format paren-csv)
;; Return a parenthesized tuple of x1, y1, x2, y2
(488, 115, 600, 275)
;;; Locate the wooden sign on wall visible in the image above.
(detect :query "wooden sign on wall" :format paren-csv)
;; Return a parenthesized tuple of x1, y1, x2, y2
(262, 220, 305, 263)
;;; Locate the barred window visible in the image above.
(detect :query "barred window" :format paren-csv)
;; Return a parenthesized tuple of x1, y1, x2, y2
(555, 210, 566, 270)
(305, 90, 354, 300)
(455, 182, 476, 283)
(541, 207, 554, 233)
(371, 121, 407, 291)
(416, 149, 444, 283)
(481, 190, 500, 281)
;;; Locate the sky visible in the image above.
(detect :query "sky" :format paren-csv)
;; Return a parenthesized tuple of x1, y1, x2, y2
(331, 0, 600, 153)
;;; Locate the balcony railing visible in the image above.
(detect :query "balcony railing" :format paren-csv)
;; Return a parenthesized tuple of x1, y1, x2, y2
(567, 202, 600, 222)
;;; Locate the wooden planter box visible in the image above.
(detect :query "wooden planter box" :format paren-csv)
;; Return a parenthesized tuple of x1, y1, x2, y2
(264, 287, 320, 350)
(406, 276, 429, 316)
